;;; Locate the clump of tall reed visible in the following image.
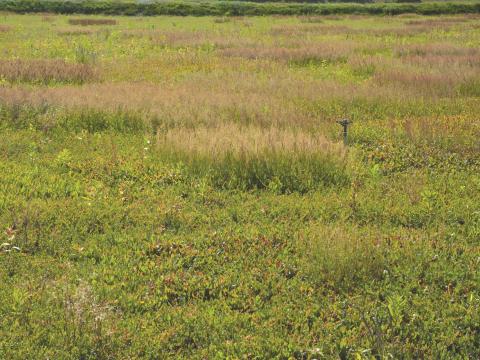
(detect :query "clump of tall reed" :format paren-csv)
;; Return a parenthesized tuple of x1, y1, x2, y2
(155, 124, 349, 193)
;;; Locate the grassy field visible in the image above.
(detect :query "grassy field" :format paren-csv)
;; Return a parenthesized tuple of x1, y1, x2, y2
(0, 12, 480, 359)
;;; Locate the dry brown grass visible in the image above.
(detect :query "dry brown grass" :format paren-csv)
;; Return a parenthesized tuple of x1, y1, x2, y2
(269, 23, 448, 38)
(297, 16, 324, 23)
(405, 17, 472, 27)
(395, 43, 479, 57)
(156, 124, 345, 158)
(0, 73, 436, 131)
(396, 17, 472, 34)
(269, 24, 352, 37)
(373, 66, 470, 96)
(405, 54, 480, 68)
(394, 43, 480, 69)
(0, 59, 98, 84)
(363, 26, 434, 37)
(152, 30, 234, 48)
(396, 13, 422, 19)
(122, 29, 254, 49)
(320, 15, 342, 21)
(219, 42, 356, 64)
(68, 18, 117, 26)
(0, 25, 11, 33)
(384, 116, 480, 155)
(0, 79, 336, 129)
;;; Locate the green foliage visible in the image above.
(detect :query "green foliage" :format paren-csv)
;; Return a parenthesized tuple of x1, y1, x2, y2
(1, 0, 480, 17)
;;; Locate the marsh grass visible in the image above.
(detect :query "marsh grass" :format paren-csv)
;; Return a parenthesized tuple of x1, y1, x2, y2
(405, 17, 475, 26)
(213, 17, 231, 24)
(68, 18, 117, 26)
(219, 42, 355, 64)
(136, 30, 253, 49)
(458, 79, 480, 97)
(298, 15, 324, 23)
(269, 24, 352, 36)
(157, 147, 349, 193)
(57, 28, 97, 36)
(269, 21, 466, 37)
(347, 55, 377, 78)
(0, 105, 146, 133)
(155, 124, 349, 192)
(300, 226, 386, 288)
(299, 224, 386, 288)
(156, 124, 344, 157)
(1, 75, 477, 132)
(0, 59, 97, 84)
(41, 15, 56, 23)
(0, 103, 349, 192)
(395, 43, 479, 57)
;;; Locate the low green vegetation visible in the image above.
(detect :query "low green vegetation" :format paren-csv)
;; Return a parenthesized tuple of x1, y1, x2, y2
(0, 12, 479, 359)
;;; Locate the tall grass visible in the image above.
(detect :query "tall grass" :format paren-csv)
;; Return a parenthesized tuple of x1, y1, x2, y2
(0, 105, 146, 133)
(134, 30, 252, 49)
(0, 59, 97, 84)
(0, 104, 349, 192)
(156, 125, 349, 192)
(219, 42, 355, 64)
(299, 224, 386, 288)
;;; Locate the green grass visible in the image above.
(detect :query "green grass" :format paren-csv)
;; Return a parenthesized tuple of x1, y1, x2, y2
(0, 12, 479, 359)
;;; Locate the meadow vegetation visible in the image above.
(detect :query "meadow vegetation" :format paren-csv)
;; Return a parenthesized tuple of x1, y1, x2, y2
(0, 12, 479, 359)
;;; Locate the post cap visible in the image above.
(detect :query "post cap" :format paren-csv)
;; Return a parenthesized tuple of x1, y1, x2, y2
(336, 119, 351, 127)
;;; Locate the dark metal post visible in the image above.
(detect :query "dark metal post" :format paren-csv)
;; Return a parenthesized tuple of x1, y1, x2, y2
(336, 119, 351, 145)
